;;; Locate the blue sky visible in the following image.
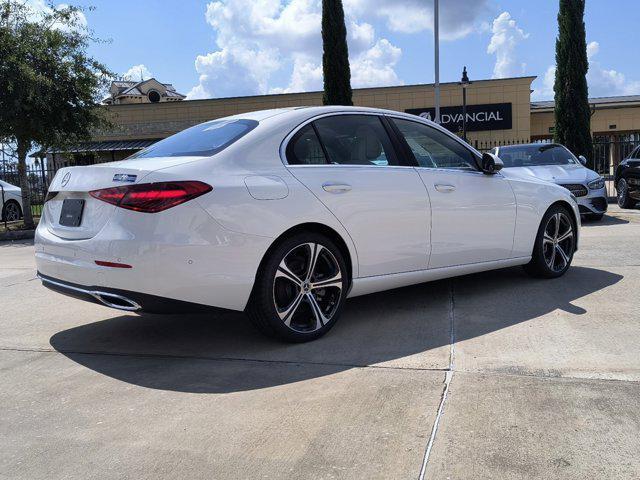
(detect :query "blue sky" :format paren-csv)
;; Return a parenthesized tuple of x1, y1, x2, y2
(63, 0, 640, 101)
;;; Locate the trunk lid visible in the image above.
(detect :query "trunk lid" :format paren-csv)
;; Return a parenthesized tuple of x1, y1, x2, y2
(45, 159, 198, 240)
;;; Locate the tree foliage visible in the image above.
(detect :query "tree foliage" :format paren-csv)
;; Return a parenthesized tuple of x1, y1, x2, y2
(321, 0, 352, 106)
(553, 0, 592, 162)
(0, 1, 111, 227)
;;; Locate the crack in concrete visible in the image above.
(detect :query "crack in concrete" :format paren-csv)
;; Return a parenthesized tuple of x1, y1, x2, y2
(418, 280, 456, 480)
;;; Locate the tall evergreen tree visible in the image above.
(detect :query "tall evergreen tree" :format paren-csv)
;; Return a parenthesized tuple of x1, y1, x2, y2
(321, 0, 352, 106)
(553, 0, 592, 161)
(0, 1, 111, 228)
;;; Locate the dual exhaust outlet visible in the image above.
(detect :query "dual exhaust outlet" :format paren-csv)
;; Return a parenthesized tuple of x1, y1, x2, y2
(38, 274, 142, 312)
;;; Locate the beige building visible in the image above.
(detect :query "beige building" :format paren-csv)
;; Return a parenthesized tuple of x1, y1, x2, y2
(531, 95, 640, 141)
(44, 76, 640, 171)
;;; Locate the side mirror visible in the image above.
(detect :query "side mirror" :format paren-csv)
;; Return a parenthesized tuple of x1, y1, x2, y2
(481, 152, 504, 175)
(578, 155, 588, 166)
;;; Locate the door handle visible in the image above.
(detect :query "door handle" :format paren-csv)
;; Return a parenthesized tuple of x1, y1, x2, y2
(322, 182, 352, 193)
(434, 183, 456, 193)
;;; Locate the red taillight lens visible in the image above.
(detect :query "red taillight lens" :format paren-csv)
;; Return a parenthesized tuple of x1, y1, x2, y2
(89, 181, 212, 213)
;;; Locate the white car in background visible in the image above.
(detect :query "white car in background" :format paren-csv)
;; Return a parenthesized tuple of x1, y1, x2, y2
(491, 143, 608, 221)
(0, 180, 23, 222)
(36, 106, 580, 342)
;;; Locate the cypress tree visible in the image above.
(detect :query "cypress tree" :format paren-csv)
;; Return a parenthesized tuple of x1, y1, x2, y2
(553, 0, 592, 161)
(321, 0, 353, 106)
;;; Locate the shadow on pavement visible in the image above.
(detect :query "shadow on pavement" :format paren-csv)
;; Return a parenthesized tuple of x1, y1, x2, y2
(581, 214, 629, 226)
(50, 266, 622, 393)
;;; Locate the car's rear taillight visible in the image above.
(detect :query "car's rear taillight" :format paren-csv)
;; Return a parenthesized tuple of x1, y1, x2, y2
(89, 181, 212, 213)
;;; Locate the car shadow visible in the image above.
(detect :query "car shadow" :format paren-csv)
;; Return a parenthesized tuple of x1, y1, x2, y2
(49, 266, 622, 393)
(581, 214, 629, 226)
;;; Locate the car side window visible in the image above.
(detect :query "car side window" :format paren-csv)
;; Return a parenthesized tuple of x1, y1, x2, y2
(313, 115, 400, 166)
(392, 118, 478, 170)
(287, 124, 328, 165)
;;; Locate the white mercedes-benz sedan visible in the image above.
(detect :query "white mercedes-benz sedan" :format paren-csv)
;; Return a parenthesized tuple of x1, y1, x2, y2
(36, 106, 580, 341)
(491, 143, 608, 221)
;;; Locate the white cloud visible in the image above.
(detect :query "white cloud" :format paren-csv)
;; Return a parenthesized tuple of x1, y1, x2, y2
(24, 0, 88, 31)
(586, 41, 599, 60)
(532, 40, 640, 100)
(531, 65, 555, 100)
(187, 0, 406, 99)
(586, 41, 640, 97)
(344, 0, 490, 40)
(123, 64, 153, 82)
(350, 39, 402, 87)
(487, 12, 529, 79)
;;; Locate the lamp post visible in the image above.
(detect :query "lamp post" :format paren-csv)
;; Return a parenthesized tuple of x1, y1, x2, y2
(434, 0, 440, 124)
(460, 66, 471, 142)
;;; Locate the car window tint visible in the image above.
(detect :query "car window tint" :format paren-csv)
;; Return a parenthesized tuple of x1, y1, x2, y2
(313, 115, 399, 166)
(128, 119, 258, 159)
(287, 124, 328, 165)
(392, 118, 477, 170)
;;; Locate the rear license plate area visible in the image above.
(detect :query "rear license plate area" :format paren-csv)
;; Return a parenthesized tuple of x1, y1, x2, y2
(59, 199, 85, 227)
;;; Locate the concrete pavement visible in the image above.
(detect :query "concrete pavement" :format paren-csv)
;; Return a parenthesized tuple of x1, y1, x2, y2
(1, 205, 639, 479)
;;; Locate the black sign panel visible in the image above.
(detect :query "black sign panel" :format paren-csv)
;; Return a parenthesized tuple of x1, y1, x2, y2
(405, 103, 512, 132)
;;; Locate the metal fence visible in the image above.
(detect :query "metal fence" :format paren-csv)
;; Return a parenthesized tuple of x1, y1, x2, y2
(1, 163, 54, 218)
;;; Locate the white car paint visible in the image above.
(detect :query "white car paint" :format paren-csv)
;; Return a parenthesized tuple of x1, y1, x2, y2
(0, 180, 23, 221)
(35, 106, 580, 313)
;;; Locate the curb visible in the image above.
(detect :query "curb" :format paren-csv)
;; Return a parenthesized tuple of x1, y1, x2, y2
(0, 229, 35, 241)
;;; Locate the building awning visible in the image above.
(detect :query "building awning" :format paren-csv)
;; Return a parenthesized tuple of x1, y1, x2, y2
(31, 139, 160, 157)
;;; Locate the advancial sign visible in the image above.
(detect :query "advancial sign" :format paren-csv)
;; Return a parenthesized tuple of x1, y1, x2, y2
(405, 103, 513, 132)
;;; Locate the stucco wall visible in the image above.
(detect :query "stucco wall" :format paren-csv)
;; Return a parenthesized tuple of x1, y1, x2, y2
(96, 76, 535, 145)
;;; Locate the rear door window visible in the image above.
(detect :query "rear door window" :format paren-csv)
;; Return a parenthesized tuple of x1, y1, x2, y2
(312, 115, 401, 166)
(129, 119, 258, 159)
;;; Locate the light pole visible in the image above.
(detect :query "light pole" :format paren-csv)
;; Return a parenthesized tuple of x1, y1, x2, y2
(460, 66, 471, 142)
(434, 0, 440, 124)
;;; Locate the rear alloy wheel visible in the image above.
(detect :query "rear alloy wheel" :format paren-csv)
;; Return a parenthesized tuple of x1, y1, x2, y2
(2, 201, 21, 222)
(524, 205, 575, 278)
(247, 233, 348, 342)
(617, 178, 635, 209)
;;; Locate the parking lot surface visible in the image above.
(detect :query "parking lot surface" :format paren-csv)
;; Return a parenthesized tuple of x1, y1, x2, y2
(1, 205, 639, 479)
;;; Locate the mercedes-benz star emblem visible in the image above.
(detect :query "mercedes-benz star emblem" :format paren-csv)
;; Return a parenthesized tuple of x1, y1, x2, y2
(61, 172, 71, 187)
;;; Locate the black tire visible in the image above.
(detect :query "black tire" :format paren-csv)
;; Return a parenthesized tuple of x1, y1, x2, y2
(617, 178, 635, 209)
(523, 204, 576, 278)
(2, 200, 22, 222)
(246, 232, 349, 342)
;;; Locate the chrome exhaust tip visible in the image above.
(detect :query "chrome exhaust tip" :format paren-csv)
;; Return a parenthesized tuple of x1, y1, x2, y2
(93, 292, 142, 311)
(38, 274, 142, 312)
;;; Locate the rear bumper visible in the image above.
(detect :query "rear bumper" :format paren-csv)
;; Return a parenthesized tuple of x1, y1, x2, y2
(38, 272, 217, 313)
(35, 203, 272, 311)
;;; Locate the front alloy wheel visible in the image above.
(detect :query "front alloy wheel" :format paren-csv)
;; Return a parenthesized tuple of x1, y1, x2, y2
(542, 212, 574, 273)
(617, 178, 634, 209)
(524, 205, 575, 278)
(247, 233, 348, 342)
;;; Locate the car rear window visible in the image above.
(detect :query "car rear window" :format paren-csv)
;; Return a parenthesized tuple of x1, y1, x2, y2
(128, 119, 258, 159)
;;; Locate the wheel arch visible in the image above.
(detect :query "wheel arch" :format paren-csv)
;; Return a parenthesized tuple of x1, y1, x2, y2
(255, 222, 355, 288)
